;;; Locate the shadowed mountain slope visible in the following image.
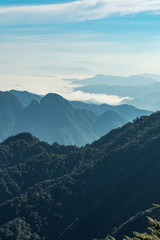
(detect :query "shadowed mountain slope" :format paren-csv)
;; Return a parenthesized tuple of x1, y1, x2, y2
(70, 101, 151, 120)
(0, 91, 152, 146)
(93, 110, 126, 136)
(10, 90, 42, 107)
(1, 112, 160, 239)
(0, 91, 24, 142)
(13, 93, 134, 146)
(13, 93, 98, 146)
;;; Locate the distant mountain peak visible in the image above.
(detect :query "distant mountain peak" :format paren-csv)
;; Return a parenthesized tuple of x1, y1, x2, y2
(40, 93, 66, 105)
(29, 99, 39, 107)
(39, 93, 74, 114)
(72, 74, 156, 87)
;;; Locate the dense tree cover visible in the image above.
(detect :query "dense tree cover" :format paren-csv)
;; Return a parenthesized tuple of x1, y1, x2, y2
(1, 111, 160, 239)
(95, 205, 160, 240)
(0, 218, 41, 240)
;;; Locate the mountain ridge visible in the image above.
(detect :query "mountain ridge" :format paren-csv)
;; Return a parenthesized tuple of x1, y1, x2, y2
(67, 74, 156, 86)
(0, 91, 24, 142)
(0, 91, 151, 146)
(0, 111, 160, 239)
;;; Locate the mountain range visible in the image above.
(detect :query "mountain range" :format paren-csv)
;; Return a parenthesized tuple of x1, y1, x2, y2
(10, 90, 42, 107)
(67, 74, 156, 86)
(1, 110, 160, 239)
(0, 91, 24, 141)
(67, 74, 160, 111)
(0, 90, 151, 146)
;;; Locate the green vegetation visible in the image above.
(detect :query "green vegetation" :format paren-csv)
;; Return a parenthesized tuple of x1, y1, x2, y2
(1, 111, 160, 239)
(95, 205, 160, 240)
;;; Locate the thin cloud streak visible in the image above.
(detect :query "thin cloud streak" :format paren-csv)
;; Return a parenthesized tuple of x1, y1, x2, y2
(62, 90, 130, 105)
(1, 0, 160, 25)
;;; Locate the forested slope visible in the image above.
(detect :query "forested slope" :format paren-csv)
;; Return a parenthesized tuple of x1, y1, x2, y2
(1, 112, 160, 239)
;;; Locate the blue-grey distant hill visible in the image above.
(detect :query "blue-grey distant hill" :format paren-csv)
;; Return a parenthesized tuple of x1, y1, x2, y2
(13, 93, 98, 146)
(66, 74, 156, 86)
(71, 74, 160, 111)
(0, 91, 24, 141)
(0, 91, 152, 146)
(13, 93, 152, 145)
(70, 101, 151, 121)
(10, 90, 42, 107)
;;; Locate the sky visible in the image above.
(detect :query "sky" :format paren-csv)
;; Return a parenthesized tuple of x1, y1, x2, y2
(1, 0, 160, 104)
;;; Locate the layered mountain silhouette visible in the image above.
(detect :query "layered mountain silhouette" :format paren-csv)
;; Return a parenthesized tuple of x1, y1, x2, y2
(0, 91, 24, 141)
(75, 83, 160, 111)
(93, 110, 126, 136)
(10, 89, 42, 107)
(1, 111, 160, 239)
(0, 91, 151, 145)
(68, 74, 156, 86)
(10, 74, 160, 112)
(70, 101, 150, 121)
(68, 74, 160, 111)
(14, 93, 97, 146)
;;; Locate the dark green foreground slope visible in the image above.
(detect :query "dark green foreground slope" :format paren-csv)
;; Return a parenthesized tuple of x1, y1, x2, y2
(1, 111, 160, 239)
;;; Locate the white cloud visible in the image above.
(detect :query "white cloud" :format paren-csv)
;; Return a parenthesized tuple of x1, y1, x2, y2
(0, 73, 129, 105)
(0, 0, 160, 25)
(62, 90, 129, 105)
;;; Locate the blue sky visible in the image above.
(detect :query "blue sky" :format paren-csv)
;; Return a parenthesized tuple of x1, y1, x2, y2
(0, 0, 160, 102)
(0, 0, 73, 5)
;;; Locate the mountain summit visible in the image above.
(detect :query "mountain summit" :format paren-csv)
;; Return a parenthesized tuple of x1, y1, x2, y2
(0, 91, 151, 146)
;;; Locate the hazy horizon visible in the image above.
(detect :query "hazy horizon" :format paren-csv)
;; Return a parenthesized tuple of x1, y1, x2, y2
(1, 0, 160, 104)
